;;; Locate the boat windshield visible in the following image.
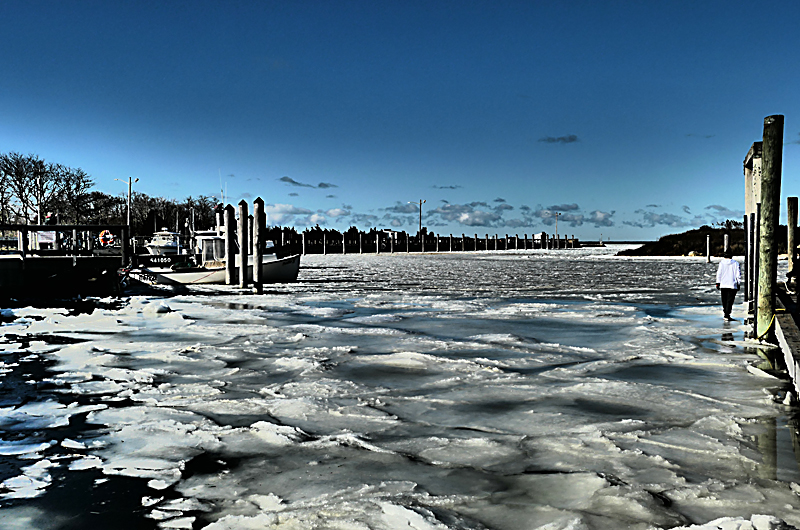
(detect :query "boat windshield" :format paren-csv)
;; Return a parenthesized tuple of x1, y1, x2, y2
(201, 238, 227, 262)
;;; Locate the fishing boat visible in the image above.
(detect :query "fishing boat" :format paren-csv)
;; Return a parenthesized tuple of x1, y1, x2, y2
(144, 230, 182, 255)
(130, 233, 300, 285)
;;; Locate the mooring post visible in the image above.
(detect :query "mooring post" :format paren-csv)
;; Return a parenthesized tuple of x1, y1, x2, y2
(724, 233, 730, 254)
(753, 206, 761, 331)
(238, 200, 248, 288)
(788, 196, 798, 282)
(301, 233, 306, 255)
(253, 198, 264, 292)
(390, 234, 394, 253)
(376, 232, 380, 254)
(757, 115, 784, 342)
(343, 233, 346, 255)
(224, 205, 236, 285)
(323, 233, 327, 255)
(359, 233, 363, 254)
(248, 214, 254, 254)
(744, 214, 750, 301)
(706, 234, 711, 263)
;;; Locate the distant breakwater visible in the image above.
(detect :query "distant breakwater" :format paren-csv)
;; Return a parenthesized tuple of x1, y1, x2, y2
(265, 228, 582, 255)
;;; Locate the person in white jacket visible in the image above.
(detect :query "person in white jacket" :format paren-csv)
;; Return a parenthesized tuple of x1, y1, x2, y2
(715, 250, 741, 321)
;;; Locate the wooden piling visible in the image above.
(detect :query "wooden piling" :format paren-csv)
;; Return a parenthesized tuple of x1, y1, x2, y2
(757, 115, 784, 341)
(323, 233, 327, 255)
(224, 205, 235, 285)
(788, 196, 798, 279)
(744, 214, 750, 301)
(253, 198, 264, 292)
(302, 233, 306, 255)
(238, 200, 248, 288)
(248, 214, 254, 254)
(706, 234, 711, 263)
(724, 233, 729, 254)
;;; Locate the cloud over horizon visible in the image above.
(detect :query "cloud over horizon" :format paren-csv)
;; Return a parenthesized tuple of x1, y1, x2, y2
(279, 176, 338, 189)
(538, 134, 579, 144)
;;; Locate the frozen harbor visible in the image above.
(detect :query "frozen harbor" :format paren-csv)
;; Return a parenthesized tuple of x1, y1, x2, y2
(0, 246, 799, 529)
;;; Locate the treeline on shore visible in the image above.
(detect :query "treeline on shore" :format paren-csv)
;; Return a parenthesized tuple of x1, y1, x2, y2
(1, 152, 226, 236)
(616, 222, 779, 257)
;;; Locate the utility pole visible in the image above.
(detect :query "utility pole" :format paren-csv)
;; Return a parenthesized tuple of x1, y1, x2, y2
(408, 199, 426, 251)
(115, 177, 139, 227)
(554, 212, 561, 242)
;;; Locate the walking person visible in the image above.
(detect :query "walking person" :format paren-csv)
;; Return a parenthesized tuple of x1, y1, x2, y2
(715, 250, 741, 321)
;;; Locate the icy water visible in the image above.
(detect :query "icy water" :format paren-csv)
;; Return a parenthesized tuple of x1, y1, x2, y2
(1, 246, 800, 529)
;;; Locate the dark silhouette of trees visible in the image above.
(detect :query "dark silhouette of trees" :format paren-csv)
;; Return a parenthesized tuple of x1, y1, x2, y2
(0, 152, 94, 224)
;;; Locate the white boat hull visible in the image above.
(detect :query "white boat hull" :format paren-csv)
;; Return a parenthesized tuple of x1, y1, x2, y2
(131, 254, 301, 285)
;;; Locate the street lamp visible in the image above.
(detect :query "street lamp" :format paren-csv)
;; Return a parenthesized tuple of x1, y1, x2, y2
(114, 177, 139, 227)
(408, 199, 426, 236)
(408, 199, 426, 252)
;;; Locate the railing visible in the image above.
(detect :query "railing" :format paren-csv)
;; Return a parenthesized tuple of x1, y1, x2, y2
(0, 224, 131, 265)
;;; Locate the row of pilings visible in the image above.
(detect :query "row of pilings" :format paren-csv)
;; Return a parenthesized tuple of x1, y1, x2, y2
(293, 231, 580, 254)
(216, 206, 580, 255)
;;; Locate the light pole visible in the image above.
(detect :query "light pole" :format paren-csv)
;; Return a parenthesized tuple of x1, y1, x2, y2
(115, 177, 139, 227)
(408, 199, 426, 252)
(554, 212, 561, 248)
(408, 199, 426, 236)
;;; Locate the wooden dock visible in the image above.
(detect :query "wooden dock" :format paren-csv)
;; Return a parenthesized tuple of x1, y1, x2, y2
(0, 224, 129, 299)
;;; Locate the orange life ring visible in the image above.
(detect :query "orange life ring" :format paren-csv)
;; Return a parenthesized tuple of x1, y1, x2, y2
(99, 230, 115, 246)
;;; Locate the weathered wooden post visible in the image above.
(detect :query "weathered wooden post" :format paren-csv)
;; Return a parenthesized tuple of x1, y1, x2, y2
(343, 233, 346, 255)
(224, 205, 236, 285)
(302, 233, 306, 255)
(406, 232, 410, 253)
(757, 115, 784, 341)
(253, 198, 264, 292)
(390, 233, 394, 253)
(706, 234, 711, 263)
(238, 200, 248, 288)
(752, 207, 760, 332)
(744, 214, 750, 302)
(788, 196, 798, 280)
(248, 214, 254, 254)
(376, 232, 380, 254)
(359, 232, 363, 254)
(449, 234, 453, 252)
(462, 234, 465, 251)
(323, 233, 327, 255)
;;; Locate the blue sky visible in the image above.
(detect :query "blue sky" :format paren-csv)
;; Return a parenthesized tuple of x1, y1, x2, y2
(2, 0, 800, 240)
